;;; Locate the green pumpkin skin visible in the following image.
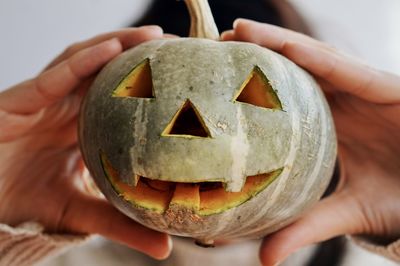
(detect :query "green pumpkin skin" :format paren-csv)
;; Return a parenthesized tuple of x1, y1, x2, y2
(79, 38, 337, 243)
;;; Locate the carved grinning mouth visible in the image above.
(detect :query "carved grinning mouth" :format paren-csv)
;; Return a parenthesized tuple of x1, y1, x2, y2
(100, 152, 282, 216)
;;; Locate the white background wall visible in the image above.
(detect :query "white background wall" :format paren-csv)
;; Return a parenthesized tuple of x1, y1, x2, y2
(292, 0, 400, 72)
(0, 0, 399, 90)
(0, 0, 150, 89)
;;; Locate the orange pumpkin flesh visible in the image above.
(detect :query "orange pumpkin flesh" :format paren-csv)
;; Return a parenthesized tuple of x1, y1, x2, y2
(100, 152, 282, 215)
(170, 184, 201, 211)
(234, 66, 282, 110)
(199, 171, 281, 215)
(112, 59, 154, 98)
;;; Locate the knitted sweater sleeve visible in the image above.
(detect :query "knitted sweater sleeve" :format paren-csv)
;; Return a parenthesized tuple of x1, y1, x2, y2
(0, 222, 87, 266)
(352, 236, 400, 263)
(1, 221, 399, 265)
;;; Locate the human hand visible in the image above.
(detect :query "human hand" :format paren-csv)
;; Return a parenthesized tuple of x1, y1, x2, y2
(222, 19, 400, 265)
(0, 26, 171, 259)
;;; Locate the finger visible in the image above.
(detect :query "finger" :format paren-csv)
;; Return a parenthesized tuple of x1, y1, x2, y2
(63, 193, 172, 260)
(37, 112, 79, 148)
(259, 192, 363, 266)
(230, 19, 400, 103)
(45, 26, 163, 69)
(282, 42, 400, 103)
(230, 18, 326, 52)
(0, 109, 43, 142)
(0, 38, 122, 114)
(0, 94, 81, 143)
(220, 30, 234, 41)
(163, 33, 180, 39)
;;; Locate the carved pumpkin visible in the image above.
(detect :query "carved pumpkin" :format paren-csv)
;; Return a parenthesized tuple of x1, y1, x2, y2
(79, 0, 336, 246)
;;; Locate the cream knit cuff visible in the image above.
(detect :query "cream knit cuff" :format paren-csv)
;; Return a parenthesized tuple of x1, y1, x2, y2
(0, 222, 87, 266)
(351, 235, 400, 262)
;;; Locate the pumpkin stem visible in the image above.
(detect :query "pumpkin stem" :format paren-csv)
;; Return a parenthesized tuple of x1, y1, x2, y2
(184, 0, 219, 40)
(195, 238, 215, 248)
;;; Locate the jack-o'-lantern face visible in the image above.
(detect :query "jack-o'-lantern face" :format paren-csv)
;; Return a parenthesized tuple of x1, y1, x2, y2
(79, 38, 336, 243)
(99, 55, 286, 215)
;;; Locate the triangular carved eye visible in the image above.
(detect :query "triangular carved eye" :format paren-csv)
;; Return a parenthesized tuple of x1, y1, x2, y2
(162, 100, 211, 138)
(234, 66, 282, 110)
(113, 59, 154, 98)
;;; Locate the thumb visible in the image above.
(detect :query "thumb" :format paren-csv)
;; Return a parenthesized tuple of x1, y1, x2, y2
(259, 192, 362, 266)
(62, 192, 172, 260)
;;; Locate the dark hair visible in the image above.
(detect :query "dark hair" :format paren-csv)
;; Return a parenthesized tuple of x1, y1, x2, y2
(132, 0, 311, 36)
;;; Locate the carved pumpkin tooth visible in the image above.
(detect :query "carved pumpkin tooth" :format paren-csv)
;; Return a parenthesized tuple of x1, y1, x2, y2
(168, 183, 200, 211)
(132, 174, 140, 186)
(224, 179, 246, 193)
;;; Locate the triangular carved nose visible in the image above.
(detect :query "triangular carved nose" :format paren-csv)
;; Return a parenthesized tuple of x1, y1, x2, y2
(162, 100, 211, 138)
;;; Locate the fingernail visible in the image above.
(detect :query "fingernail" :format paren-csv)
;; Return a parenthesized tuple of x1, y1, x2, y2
(139, 25, 163, 34)
(168, 235, 173, 250)
(101, 38, 122, 51)
(220, 30, 233, 40)
(233, 18, 241, 29)
(106, 37, 119, 43)
(233, 18, 253, 29)
(161, 236, 173, 259)
(163, 33, 180, 39)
